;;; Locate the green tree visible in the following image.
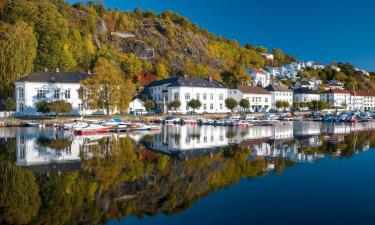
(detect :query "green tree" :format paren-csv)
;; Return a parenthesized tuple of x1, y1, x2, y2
(0, 21, 37, 99)
(225, 98, 238, 113)
(239, 99, 250, 112)
(48, 100, 72, 116)
(35, 100, 50, 115)
(144, 99, 155, 112)
(187, 99, 202, 113)
(5, 0, 76, 70)
(168, 100, 181, 110)
(293, 102, 301, 110)
(5, 97, 16, 117)
(79, 58, 135, 115)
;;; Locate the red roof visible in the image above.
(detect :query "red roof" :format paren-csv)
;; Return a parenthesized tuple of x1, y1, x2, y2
(356, 91, 375, 97)
(320, 83, 329, 87)
(140, 72, 156, 85)
(323, 89, 349, 94)
(251, 68, 267, 74)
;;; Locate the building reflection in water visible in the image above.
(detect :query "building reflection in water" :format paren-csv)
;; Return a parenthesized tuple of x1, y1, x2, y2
(1, 122, 375, 171)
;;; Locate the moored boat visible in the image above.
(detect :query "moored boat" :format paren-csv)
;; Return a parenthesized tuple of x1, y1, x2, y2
(74, 124, 112, 135)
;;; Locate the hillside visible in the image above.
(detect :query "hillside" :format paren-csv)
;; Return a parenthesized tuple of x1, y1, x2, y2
(0, 0, 297, 101)
(1, 0, 373, 104)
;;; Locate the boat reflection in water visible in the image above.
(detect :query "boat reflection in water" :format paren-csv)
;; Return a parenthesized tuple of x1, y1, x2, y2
(1, 122, 375, 224)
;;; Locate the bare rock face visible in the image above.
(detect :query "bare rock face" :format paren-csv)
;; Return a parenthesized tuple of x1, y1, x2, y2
(101, 16, 219, 73)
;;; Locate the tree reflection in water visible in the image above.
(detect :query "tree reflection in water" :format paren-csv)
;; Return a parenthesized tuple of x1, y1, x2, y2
(1, 129, 375, 224)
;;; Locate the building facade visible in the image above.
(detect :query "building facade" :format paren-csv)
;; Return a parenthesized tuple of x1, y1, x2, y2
(293, 88, 320, 103)
(229, 85, 271, 112)
(145, 76, 229, 114)
(320, 89, 350, 109)
(265, 84, 293, 110)
(14, 71, 94, 115)
(247, 68, 271, 87)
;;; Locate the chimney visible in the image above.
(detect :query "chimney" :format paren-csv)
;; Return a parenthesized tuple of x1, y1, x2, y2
(209, 76, 212, 82)
(56, 67, 60, 73)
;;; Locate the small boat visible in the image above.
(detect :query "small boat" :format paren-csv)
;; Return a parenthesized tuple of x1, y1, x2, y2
(74, 124, 112, 135)
(132, 124, 161, 131)
(163, 115, 179, 125)
(182, 119, 198, 126)
(26, 122, 40, 127)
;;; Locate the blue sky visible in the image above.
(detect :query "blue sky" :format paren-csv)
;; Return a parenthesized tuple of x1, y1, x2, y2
(69, 0, 375, 71)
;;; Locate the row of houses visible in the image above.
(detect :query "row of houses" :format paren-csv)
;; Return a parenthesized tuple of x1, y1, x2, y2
(13, 71, 375, 116)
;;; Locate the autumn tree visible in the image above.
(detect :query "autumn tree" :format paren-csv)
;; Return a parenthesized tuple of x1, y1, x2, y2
(48, 100, 72, 116)
(119, 53, 143, 82)
(79, 58, 135, 115)
(222, 65, 250, 87)
(0, 162, 40, 225)
(155, 63, 169, 80)
(0, 21, 37, 99)
(144, 99, 155, 112)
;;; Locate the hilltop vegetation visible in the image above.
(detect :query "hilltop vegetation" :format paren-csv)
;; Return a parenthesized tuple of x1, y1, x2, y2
(0, 0, 373, 103)
(0, 0, 290, 100)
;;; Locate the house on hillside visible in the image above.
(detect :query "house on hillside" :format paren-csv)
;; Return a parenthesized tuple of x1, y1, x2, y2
(14, 71, 98, 116)
(144, 76, 229, 114)
(295, 77, 321, 90)
(319, 80, 345, 90)
(229, 85, 271, 112)
(246, 68, 271, 87)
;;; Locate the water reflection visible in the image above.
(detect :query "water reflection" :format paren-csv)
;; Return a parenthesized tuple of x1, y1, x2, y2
(1, 122, 375, 224)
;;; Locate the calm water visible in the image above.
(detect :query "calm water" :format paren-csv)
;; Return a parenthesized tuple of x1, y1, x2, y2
(1, 122, 375, 225)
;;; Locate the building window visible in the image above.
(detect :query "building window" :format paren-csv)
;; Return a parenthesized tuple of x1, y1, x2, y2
(185, 93, 190, 100)
(210, 103, 214, 110)
(210, 93, 214, 100)
(219, 94, 223, 100)
(37, 89, 47, 99)
(78, 103, 84, 110)
(17, 88, 24, 99)
(196, 93, 200, 100)
(19, 103, 24, 112)
(203, 104, 207, 110)
(53, 89, 60, 99)
(220, 103, 223, 109)
(64, 90, 71, 99)
(174, 92, 179, 100)
(265, 97, 268, 102)
(203, 93, 207, 100)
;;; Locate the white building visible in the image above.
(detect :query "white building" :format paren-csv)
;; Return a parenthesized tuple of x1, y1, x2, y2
(229, 85, 271, 112)
(356, 91, 375, 111)
(247, 68, 271, 87)
(145, 76, 229, 114)
(14, 71, 95, 116)
(127, 98, 146, 115)
(293, 88, 320, 103)
(319, 80, 344, 90)
(320, 89, 350, 109)
(260, 52, 274, 61)
(349, 92, 364, 111)
(295, 78, 322, 90)
(265, 84, 293, 110)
